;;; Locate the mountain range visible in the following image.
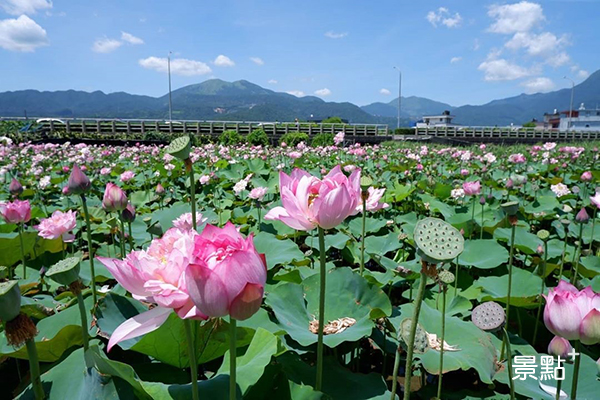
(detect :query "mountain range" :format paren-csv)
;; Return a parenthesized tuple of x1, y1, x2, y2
(1, 69, 599, 126)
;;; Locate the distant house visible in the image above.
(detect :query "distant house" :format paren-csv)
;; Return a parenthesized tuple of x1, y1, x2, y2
(543, 109, 561, 130)
(557, 104, 600, 131)
(416, 110, 459, 128)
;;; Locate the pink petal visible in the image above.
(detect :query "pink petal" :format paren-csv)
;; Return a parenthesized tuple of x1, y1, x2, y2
(175, 301, 209, 321)
(185, 263, 230, 318)
(580, 308, 600, 345)
(107, 306, 171, 351)
(312, 185, 353, 229)
(215, 250, 267, 302)
(545, 295, 582, 340)
(229, 283, 264, 321)
(96, 256, 148, 297)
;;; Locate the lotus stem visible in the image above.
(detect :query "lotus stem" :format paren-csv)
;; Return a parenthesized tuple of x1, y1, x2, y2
(402, 264, 428, 400)
(119, 217, 126, 258)
(183, 319, 199, 400)
(559, 235, 568, 281)
(188, 160, 197, 231)
(76, 289, 89, 351)
(18, 222, 26, 279)
(229, 318, 237, 400)
(390, 334, 402, 400)
(128, 221, 133, 252)
(471, 197, 476, 237)
(590, 208, 597, 252)
(436, 284, 447, 400)
(360, 196, 366, 276)
(571, 340, 581, 399)
(532, 240, 548, 346)
(315, 226, 327, 391)
(571, 223, 584, 285)
(555, 378, 563, 400)
(25, 338, 44, 400)
(502, 328, 515, 400)
(454, 256, 459, 297)
(80, 195, 97, 305)
(480, 201, 485, 240)
(501, 220, 516, 360)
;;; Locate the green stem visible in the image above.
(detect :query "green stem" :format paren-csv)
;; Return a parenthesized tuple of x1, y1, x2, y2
(454, 256, 459, 297)
(571, 223, 584, 285)
(590, 208, 597, 252)
(80, 195, 97, 305)
(402, 265, 428, 400)
(471, 196, 476, 237)
(25, 338, 44, 400)
(189, 161, 197, 231)
(502, 328, 515, 400)
(436, 284, 447, 400)
(501, 222, 516, 360)
(76, 289, 89, 351)
(128, 221, 133, 252)
(119, 217, 126, 258)
(61, 237, 65, 260)
(555, 378, 563, 400)
(532, 240, 548, 346)
(316, 227, 327, 391)
(360, 196, 366, 276)
(480, 202, 484, 239)
(18, 223, 26, 279)
(390, 335, 402, 400)
(183, 319, 199, 400)
(559, 234, 568, 281)
(229, 318, 237, 400)
(571, 341, 581, 399)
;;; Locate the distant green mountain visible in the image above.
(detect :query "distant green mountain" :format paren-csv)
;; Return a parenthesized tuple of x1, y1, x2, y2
(361, 96, 454, 119)
(0, 79, 378, 123)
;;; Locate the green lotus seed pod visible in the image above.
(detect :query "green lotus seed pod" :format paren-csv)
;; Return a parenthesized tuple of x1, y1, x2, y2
(46, 257, 81, 287)
(471, 301, 505, 332)
(500, 201, 519, 216)
(0, 280, 21, 322)
(399, 318, 429, 354)
(165, 135, 191, 160)
(438, 270, 455, 284)
(536, 229, 550, 241)
(0, 266, 8, 280)
(148, 221, 163, 237)
(414, 217, 464, 263)
(360, 176, 373, 190)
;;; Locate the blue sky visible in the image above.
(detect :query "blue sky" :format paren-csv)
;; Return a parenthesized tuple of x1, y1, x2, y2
(0, 0, 598, 106)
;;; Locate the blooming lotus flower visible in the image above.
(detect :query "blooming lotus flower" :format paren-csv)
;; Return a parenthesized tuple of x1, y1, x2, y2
(0, 200, 31, 224)
(591, 192, 600, 209)
(120, 171, 135, 183)
(199, 175, 210, 185)
(172, 212, 207, 231)
(67, 165, 91, 195)
(356, 187, 389, 213)
(264, 165, 361, 231)
(334, 131, 345, 146)
(248, 187, 268, 201)
(97, 228, 207, 351)
(551, 183, 571, 197)
(35, 210, 77, 242)
(462, 181, 481, 196)
(186, 222, 267, 320)
(543, 280, 600, 344)
(102, 183, 128, 212)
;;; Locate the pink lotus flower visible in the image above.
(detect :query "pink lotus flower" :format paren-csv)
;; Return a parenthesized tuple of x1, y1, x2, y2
(172, 212, 207, 231)
(120, 170, 135, 182)
(97, 228, 207, 351)
(581, 171, 593, 182)
(156, 183, 165, 194)
(547, 336, 572, 358)
(462, 181, 481, 196)
(591, 192, 600, 209)
(264, 165, 361, 231)
(199, 175, 210, 185)
(248, 187, 268, 201)
(357, 187, 389, 213)
(35, 210, 77, 242)
(0, 199, 31, 224)
(67, 165, 91, 195)
(9, 178, 23, 196)
(334, 131, 345, 146)
(186, 222, 267, 320)
(102, 183, 128, 212)
(543, 280, 600, 344)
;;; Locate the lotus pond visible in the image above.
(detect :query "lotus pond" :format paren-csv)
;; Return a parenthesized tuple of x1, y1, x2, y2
(1, 138, 600, 399)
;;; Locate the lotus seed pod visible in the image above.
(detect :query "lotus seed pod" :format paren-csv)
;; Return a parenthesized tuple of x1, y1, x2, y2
(471, 301, 506, 332)
(414, 217, 464, 263)
(360, 176, 373, 191)
(537, 229, 550, 241)
(438, 270, 455, 284)
(0, 266, 8, 279)
(148, 221, 163, 236)
(400, 318, 429, 354)
(500, 201, 519, 216)
(0, 280, 21, 322)
(46, 257, 81, 287)
(165, 135, 191, 160)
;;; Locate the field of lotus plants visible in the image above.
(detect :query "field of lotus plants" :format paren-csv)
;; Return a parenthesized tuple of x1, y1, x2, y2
(1, 134, 600, 399)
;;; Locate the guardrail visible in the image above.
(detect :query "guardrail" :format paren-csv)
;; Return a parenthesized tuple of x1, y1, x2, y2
(414, 126, 600, 140)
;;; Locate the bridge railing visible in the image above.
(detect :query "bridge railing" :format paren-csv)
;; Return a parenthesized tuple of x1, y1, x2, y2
(414, 126, 600, 140)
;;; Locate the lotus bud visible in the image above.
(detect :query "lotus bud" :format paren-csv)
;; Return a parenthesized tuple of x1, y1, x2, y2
(536, 244, 544, 255)
(576, 207, 590, 223)
(102, 183, 128, 212)
(156, 183, 165, 194)
(479, 195, 486, 205)
(67, 165, 91, 195)
(121, 203, 136, 223)
(9, 178, 23, 197)
(548, 336, 572, 358)
(581, 171, 592, 182)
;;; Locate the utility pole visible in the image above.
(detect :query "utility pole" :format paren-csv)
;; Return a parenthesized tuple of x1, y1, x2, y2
(168, 51, 173, 122)
(564, 76, 575, 131)
(393, 67, 401, 129)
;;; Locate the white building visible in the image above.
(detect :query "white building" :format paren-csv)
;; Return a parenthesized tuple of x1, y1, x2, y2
(558, 104, 600, 131)
(416, 110, 458, 128)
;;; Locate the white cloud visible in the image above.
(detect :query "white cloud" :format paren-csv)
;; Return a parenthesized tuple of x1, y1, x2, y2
(450, 56, 462, 64)
(521, 77, 555, 93)
(426, 7, 462, 28)
(577, 69, 590, 80)
(250, 56, 264, 65)
(121, 31, 144, 45)
(286, 90, 305, 97)
(478, 56, 532, 81)
(487, 1, 545, 34)
(324, 31, 348, 39)
(380, 88, 391, 95)
(1, 0, 52, 16)
(92, 37, 122, 53)
(314, 88, 331, 97)
(214, 54, 235, 67)
(268, 79, 278, 84)
(0, 15, 48, 52)
(139, 56, 212, 76)
(505, 31, 570, 66)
